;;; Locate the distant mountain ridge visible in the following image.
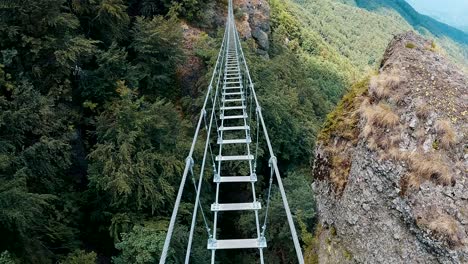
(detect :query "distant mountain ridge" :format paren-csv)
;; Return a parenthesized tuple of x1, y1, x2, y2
(351, 0, 468, 44)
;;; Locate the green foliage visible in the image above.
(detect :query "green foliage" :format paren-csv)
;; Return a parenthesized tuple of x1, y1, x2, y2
(79, 42, 135, 104)
(0, 251, 16, 264)
(113, 220, 184, 264)
(131, 16, 184, 98)
(0, 81, 80, 262)
(60, 250, 96, 264)
(0, 0, 193, 261)
(88, 82, 188, 214)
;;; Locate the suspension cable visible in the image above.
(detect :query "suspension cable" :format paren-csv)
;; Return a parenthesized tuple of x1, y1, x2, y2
(261, 159, 275, 237)
(189, 159, 211, 237)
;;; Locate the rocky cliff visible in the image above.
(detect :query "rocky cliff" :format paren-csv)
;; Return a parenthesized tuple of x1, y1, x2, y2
(234, 0, 270, 54)
(312, 31, 467, 263)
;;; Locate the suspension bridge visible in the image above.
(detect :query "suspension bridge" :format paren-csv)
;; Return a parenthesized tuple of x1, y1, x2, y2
(159, 1, 304, 263)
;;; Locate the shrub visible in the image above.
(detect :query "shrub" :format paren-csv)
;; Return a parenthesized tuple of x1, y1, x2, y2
(60, 250, 96, 264)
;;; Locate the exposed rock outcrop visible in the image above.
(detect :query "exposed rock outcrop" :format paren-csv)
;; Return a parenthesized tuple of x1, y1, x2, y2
(234, 0, 270, 54)
(313, 31, 468, 263)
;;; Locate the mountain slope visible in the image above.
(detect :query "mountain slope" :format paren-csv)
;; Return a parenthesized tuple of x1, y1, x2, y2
(352, 0, 468, 44)
(355, 0, 468, 44)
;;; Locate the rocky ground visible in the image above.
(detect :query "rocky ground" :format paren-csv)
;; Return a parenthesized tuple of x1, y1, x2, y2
(313, 32, 468, 264)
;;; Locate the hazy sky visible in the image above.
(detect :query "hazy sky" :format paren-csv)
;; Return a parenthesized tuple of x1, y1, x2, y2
(405, 0, 468, 31)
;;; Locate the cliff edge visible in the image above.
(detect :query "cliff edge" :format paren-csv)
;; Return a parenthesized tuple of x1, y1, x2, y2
(312, 31, 467, 263)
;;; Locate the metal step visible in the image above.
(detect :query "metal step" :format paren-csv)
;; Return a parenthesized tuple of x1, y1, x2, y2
(208, 238, 267, 250)
(224, 77, 240, 80)
(214, 174, 257, 183)
(223, 92, 243, 96)
(224, 81, 241, 85)
(216, 154, 254, 161)
(218, 125, 249, 131)
(220, 105, 245, 110)
(220, 114, 247, 120)
(222, 98, 244, 103)
(211, 202, 261, 212)
(217, 137, 251, 144)
(223, 85, 242, 90)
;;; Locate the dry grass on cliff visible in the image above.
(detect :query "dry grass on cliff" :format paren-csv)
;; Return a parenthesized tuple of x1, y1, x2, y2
(416, 211, 465, 248)
(359, 101, 401, 152)
(369, 72, 402, 101)
(360, 102, 400, 129)
(434, 119, 457, 149)
(400, 152, 453, 194)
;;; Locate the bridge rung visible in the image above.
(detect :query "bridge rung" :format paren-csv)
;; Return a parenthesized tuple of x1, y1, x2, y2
(220, 114, 247, 120)
(220, 105, 245, 110)
(216, 155, 254, 161)
(218, 125, 250, 131)
(223, 98, 244, 102)
(218, 138, 251, 144)
(211, 202, 261, 212)
(223, 86, 242, 90)
(223, 92, 243, 96)
(208, 238, 267, 250)
(214, 175, 257, 183)
(225, 77, 240, 80)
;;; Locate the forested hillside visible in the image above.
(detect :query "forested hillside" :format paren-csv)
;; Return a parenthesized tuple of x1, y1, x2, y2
(292, 0, 468, 69)
(0, 0, 466, 263)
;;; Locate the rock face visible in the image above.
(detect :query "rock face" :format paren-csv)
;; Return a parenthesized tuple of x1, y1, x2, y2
(234, 0, 270, 54)
(313, 32, 468, 264)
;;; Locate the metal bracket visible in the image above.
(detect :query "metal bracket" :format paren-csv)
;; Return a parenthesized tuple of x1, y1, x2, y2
(214, 174, 221, 183)
(268, 156, 277, 167)
(211, 203, 220, 211)
(207, 238, 217, 250)
(185, 156, 194, 168)
(257, 236, 267, 248)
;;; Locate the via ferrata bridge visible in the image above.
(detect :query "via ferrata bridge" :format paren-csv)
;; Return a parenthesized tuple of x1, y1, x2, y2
(159, 1, 304, 263)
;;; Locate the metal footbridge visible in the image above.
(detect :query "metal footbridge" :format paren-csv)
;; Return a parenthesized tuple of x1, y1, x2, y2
(159, 0, 304, 263)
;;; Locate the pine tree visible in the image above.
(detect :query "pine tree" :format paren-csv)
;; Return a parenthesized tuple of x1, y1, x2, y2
(88, 81, 188, 215)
